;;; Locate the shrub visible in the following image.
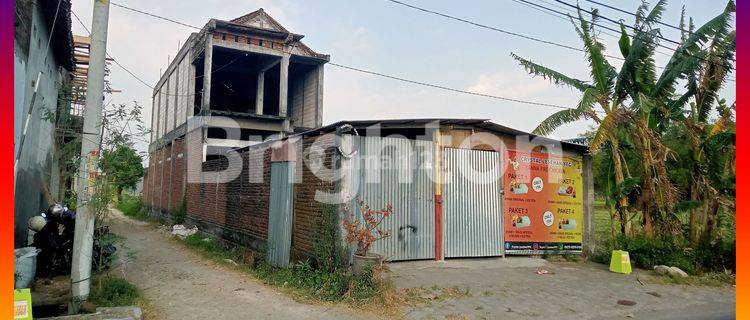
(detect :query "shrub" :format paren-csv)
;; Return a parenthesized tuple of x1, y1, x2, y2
(595, 234, 735, 274)
(692, 239, 736, 273)
(172, 197, 187, 225)
(178, 203, 389, 304)
(89, 276, 140, 307)
(312, 205, 347, 272)
(116, 196, 150, 221)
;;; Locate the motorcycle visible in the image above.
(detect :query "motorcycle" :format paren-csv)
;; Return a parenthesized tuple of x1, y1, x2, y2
(30, 204, 117, 277)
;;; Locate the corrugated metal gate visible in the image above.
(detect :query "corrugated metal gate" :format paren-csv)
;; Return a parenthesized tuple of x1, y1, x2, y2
(352, 136, 435, 261)
(268, 161, 295, 267)
(443, 148, 504, 258)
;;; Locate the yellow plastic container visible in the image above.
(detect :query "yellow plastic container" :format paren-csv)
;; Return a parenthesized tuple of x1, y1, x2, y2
(609, 250, 632, 274)
(14, 288, 33, 320)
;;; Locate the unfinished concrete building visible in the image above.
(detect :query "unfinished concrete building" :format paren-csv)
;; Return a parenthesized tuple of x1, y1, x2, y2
(145, 9, 329, 214)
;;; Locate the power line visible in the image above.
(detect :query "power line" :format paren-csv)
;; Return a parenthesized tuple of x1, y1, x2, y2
(388, 0, 734, 82)
(519, 0, 674, 59)
(72, 10, 155, 90)
(553, 0, 682, 47)
(384, 0, 625, 61)
(85, 3, 597, 112)
(111, 2, 202, 30)
(516, 0, 735, 79)
(328, 63, 587, 111)
(582, 0, 685, 33)
(72, 10, 240, 97)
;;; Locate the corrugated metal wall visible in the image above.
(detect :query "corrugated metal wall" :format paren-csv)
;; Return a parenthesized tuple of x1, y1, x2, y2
(268, 161, 295, 267)
(352, 136, 435, 261)
(443, 148, 504, 258)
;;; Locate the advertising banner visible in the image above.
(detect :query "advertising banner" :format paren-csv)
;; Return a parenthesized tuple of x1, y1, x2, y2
(503, 149, 583, 254)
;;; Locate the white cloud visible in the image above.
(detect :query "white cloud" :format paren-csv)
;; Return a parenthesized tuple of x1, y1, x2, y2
(466, 73, 552, 99)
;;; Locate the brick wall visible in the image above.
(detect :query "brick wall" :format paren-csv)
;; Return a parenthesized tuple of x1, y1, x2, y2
(225, 147, 271, 240)
(150, 130, 340, 258)
(152, 148, 163, 209)
(142, 138, 188, 216)
(170, 138, 186, 211)
(160, 144, 172, 211)
(291, 134, 337, 258)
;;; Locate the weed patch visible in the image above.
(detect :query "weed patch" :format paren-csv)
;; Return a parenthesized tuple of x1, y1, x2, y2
(652, 272, 736, 287)
(116, 196, 151, 222)
(89, 276, 141, 307)
(592, 234, 735, 275)
(176, 204, 407, 317)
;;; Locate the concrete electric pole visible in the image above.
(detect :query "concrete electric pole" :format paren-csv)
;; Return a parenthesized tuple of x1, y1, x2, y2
(69, 0, 110, 313)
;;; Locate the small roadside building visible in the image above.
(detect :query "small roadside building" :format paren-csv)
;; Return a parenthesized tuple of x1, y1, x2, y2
(145, 118, 594, 267)
(140, 5, 593, 268)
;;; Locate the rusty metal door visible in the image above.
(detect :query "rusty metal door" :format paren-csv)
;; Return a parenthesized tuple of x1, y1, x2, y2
(443, 148, 504, 258)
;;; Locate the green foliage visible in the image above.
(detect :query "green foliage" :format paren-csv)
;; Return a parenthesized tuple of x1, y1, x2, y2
(346, 265, 379, 300)
(116, 195, 151, 222)
(594, 234, 735, 275)
(172, 196, 187, 225)
(183, 234, 246, 262)
(312, 205, 347, 273)
(93, 232, 124, 272)
(89, 276, 141, 307)
(179, 204, 386, 304)
(101, 144, 144, 198)
(538, 1, 735, 272)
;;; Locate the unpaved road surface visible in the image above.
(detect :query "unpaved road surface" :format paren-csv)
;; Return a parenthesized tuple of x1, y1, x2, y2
(110, 208, 734, 320)
(109, 209, 369, 320)
(391, 258, 735, 320)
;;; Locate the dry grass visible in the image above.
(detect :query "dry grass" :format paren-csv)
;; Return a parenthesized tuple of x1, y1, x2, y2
(136, 297, 160, 320)
(649, 272, 736, 287)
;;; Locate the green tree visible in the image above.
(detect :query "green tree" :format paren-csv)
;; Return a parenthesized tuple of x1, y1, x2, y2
(100, 144, 144, 200)
(512, 0, 735, 238)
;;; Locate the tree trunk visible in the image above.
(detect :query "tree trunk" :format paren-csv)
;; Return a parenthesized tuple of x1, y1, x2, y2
(116, 186, 123, 202)
(640, 144, 654, 238)
(610, 144, 632, 236)
(688, 179, 705, 245)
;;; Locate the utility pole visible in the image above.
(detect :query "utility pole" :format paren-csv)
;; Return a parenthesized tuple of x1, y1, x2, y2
(69, 0, 110, 314)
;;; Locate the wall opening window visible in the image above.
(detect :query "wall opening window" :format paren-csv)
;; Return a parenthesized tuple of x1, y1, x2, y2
(208, 47, 281, 116)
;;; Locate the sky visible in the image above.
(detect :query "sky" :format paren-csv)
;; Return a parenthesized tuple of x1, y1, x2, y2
(69, 0, 736, 157)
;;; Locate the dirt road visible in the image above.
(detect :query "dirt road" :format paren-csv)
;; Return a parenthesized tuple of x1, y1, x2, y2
(108, 209, 368, 320)
(109, 208, 734, 320)
(391, 258, 735, 320)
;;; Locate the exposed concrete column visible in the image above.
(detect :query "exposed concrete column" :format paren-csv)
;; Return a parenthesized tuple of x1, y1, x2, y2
(255, 72, 264, 115)
(582, 154, 596, 256)
(201, 34, 213, 114)
(278, 54, 290, 118)
(187, 63, 196, 117)
(315, 64, 324, 127)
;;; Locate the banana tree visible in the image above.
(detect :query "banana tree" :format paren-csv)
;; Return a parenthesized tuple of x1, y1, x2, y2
(629, 1, 736, 237)
(667, 2, 737, 244)
(513, 0, 735, 238)
(511, 8, 633, 235)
